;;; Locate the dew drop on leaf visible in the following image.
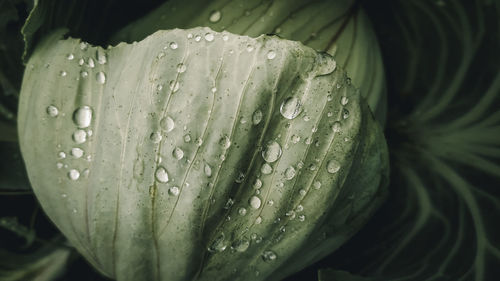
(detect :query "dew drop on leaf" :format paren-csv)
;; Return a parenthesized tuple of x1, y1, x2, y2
(332, 121, 341, 133)
(155, 166, 169, 183)
(176, 63, 186, 73)
(168, 186, 180, 196)
(238, 207, 247, 216)
(262, 250, 277, 262)
(252, 109, 263, 125)
(340, 96, 349, 105)
(267, 50, 276, 60)
(150, 131, 162, 143)
(68, 169, 80, 180)
(205, 33, 215, 42)
(262, 141, 282, 163)
(261, 163, 273, 174)
(72, 129, 87, 144)
(208, 10, 221, 23)
(219, 135, 231, 149)
(96, 71, 106, 84)
(284, 166, 296, 180)
(160, 116, 175, 132)
(169, 42, 178, 49)
(313, 181, 322, 189)
(280, 97, 302, 119)
(232, 239, 249, 252)
(249, 196, 262, 209)
(326, 160, 340, 174)
(204, 163, 212, 177)
(208, 233, 227, 253)
(253, 178, 262, 189)
(46, 105, 59, 117)
(172, 147, 184, 160)
(71, 147, 84, 158)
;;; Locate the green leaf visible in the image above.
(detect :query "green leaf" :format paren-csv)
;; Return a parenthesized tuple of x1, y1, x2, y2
(18, 27, 388, 280)
(110, 0, 387, 126)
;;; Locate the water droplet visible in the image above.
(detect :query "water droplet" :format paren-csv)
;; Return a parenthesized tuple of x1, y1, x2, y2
(208, 233, 227, 252)
(313, 181, 321, 189)
(341, 96, 349, 105)
(222, 34, 229, 41)
(56, 162, 63, 169)
(274, 27, 282, 33)
(72, 130, 87, 144)
(46, 105, 59, 117)
(303, 115, 311, 121)
(88, 58, 95, 68)
(224, 198, 234, 209)
(71, 148, 84, 158)
(298, 215, 305, 222)
(205, 33, 214, 42)
(262, 141, 282, 163)
(204, 163, 212, 177)
(80, 71, 89, 78)
(169, 42, 178, 49)
(195, 138, 203, 146)
(155, 166, 169, 183)
(150, 131, 162, 143)
(232, 239, 249, 252)
(342, 109, 349, 119)
(261, 163, 273, 175)
(249, 196, 261, 209)
(184, 134, 192, 143)
(280, 97, 302, 119)
(78, 58, 85, 65)
(160, 116, 175, 132)
(262, 250, 277, 262)
(253, 178, 262, 189)
(246, 45, 254, 52)
(267, 200, 274, 206)
(296, 204, 304, 212)
(299, 189, 306, 196)
(172, 147, 184, 160)
(59, 71, 67, 77)
(219, 135, 231, 149)
(97, 50, 107, 64)
(255, 216, 262, 224)
(327, 160, 340, 174)
(169, 81, 180, 92)
(156, 84, 163, 91)
(169, 186, 180, 196)
(157, 52, 165, 59)
(209, 10, 221, 23)
(238, 207, 247, 216)
(195, 35, 202, 41)
(211, 87, 217, 93)
(68, 169, 80, 180)
(96, 72, 106, 84)
(332, 122, 341, 133)
(336, 84, 342, 89)
(58, 151, 66, 159)
(80, 42, 88, 50)
(177, 63, 187, 73)
(289, 135, 300, 144)
(235, 172, 245, 183)
(252, 109, 263, 125)
(308, 164, 317, 171)
(267, 50, 276, 60)
(66, 53, 74, 60)
(284, 166, 296, 180)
